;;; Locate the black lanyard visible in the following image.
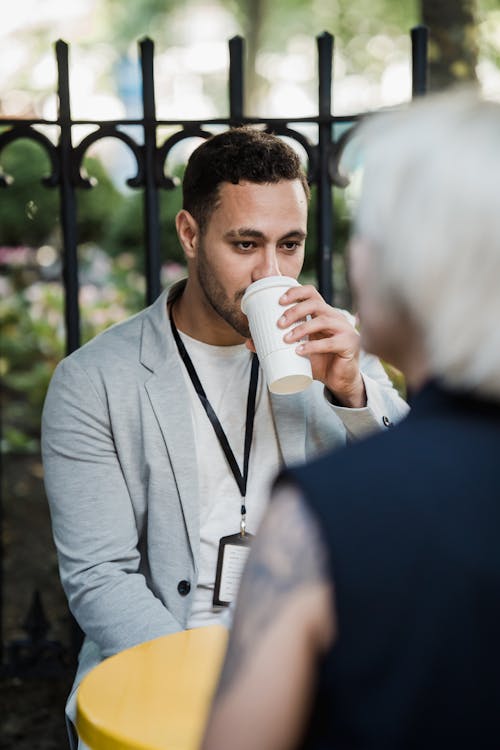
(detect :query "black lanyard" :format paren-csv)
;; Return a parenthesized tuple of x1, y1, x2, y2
(170, 309, 259, 520)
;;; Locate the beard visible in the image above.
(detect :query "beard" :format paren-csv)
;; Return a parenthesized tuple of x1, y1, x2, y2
(197, 240, 251, 338)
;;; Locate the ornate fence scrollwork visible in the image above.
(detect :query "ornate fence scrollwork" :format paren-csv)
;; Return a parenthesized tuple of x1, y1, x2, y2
(156, 126, 212, 189)
(72, 125, 146, 189)
(0, 125, 60, 188)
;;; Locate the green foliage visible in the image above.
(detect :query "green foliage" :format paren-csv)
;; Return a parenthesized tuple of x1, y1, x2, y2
(0, 247, 186, 454)
(103, 185, 185, 266)
(98, 0, 185, 51)
(478, 4, 500, 69)
(77, 158, 124, 244)
(1, 281, 64, 452)
(0, 138, 58, 246)
(0, 138, 123, 248)
(250, 0, 417, 53)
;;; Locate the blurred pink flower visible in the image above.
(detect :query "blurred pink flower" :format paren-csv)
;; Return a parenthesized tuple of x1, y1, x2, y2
(0, 246, 33, 266)
(161, 261, 186, 284)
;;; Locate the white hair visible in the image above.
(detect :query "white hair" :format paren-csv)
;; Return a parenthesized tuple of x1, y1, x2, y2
(355, 89, 500, 399)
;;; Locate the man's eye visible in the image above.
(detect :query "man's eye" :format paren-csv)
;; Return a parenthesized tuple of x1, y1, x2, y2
(282, 242, 300, 251)
(236, 241, 255, 251)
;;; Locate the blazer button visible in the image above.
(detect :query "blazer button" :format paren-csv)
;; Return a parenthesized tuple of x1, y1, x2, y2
(177, 580, 191, 596)
(382, 415, 393, 427)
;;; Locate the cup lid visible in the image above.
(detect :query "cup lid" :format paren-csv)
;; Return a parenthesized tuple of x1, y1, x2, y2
(241, 276, 300, 313)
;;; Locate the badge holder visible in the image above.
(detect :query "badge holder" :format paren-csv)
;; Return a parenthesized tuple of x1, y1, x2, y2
(213, 513, 253, 607)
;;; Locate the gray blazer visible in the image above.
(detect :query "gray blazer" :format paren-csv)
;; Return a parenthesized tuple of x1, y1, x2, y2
(41, 282, 408, 734)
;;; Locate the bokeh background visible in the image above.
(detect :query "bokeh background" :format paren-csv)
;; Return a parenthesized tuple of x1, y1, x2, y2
(1, 1, 500, 747)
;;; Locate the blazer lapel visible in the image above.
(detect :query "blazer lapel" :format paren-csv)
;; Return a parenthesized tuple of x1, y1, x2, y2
(141, 286, 200, 568)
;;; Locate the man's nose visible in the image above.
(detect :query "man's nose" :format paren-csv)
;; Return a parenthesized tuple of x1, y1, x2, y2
(251, 248, 281, 282)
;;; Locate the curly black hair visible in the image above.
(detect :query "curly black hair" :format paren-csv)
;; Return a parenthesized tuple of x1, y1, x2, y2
(182, 127, 310, 232)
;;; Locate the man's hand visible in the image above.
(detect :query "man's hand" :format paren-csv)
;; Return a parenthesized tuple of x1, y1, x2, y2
(277, 284, 366, 408)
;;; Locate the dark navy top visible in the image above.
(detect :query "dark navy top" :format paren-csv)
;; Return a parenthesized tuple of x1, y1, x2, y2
(287, 382, 500, 749)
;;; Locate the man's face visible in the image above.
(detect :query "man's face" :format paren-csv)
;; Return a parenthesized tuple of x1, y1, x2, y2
(196, 179, 308, 338)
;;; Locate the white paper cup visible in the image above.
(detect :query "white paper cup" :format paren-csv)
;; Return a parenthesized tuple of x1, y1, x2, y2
(241, 276, 313, 395)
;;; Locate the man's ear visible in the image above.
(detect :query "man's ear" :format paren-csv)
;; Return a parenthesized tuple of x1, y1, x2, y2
(175, 209, 199, 260)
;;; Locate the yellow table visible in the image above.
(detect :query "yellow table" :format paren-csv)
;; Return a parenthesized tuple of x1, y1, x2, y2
(76, 625, 228, 750)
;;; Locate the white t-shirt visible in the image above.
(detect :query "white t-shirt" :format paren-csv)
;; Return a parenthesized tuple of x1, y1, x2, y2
(176, 331, 282, 629)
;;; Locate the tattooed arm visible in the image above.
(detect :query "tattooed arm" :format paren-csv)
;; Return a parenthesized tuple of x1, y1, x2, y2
(201, 482, 336, 750)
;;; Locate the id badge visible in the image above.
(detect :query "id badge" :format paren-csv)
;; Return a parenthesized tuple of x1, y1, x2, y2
(213, 532, 253, 607)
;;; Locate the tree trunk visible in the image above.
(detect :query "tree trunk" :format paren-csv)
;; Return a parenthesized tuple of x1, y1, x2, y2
(421, 0, 479, 91)
(238, 0, 268, 114)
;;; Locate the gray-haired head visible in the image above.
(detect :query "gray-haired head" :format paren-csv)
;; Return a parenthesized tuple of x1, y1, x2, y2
(353, 89, 500, 399)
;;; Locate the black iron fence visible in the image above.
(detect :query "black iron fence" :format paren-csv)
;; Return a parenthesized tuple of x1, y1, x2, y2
(0, 27, 428, 675)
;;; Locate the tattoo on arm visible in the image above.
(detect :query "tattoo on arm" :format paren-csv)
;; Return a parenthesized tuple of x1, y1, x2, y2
(214, 483, 330, 699)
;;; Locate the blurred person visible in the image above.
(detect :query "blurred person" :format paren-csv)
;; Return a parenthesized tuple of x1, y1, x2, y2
(41, 127, 406, 748)
(202, 91, 500, 750)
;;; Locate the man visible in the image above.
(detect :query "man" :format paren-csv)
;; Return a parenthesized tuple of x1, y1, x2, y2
(201, 94, 500, 750)
(42, 127, 406, 746)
